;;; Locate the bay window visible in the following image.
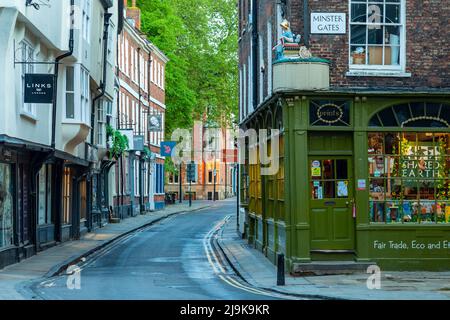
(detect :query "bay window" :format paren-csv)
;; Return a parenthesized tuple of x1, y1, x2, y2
(65, 66, 75, 119)
(64, 65, 90, 123)
(349, 0, 405, 71)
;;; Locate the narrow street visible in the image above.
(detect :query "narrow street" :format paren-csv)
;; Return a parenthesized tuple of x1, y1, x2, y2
(29, 200, 287, 300)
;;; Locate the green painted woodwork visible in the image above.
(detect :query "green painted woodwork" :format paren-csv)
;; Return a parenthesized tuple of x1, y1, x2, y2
(309, 155, 355, 251)
(242, 92, 450, 271)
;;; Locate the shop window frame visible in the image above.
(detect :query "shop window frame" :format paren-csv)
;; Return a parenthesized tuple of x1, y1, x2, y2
(368, 131, 450, 225)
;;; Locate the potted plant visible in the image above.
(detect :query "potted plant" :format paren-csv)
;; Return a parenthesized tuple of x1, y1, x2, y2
(352, 47, 366, 65)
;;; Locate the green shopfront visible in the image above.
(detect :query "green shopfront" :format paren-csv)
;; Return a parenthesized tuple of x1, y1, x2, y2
(242, 93, 450, 271)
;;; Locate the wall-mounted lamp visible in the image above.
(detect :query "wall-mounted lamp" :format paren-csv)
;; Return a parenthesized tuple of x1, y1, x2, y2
(26, 0, 51, 10)
(26, 0, 41, 10)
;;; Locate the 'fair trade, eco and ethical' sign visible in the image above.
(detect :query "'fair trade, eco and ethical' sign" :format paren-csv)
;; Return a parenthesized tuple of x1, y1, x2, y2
(311, 13, 346, 34)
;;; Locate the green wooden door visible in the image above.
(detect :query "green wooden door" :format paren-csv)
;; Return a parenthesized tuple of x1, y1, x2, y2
(309, 156, 355, 251)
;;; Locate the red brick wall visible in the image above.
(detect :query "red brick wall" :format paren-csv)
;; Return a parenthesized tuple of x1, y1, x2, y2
(239, 0, 450, 92)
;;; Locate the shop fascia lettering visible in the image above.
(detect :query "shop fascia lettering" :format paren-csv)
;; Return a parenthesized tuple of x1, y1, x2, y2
(401, 159, 442, 178)
(400, 145, 444, 178)
(26, 82, 52, 90)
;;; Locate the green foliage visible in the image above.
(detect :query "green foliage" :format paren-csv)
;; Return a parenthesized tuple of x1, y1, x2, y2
(164, 157, 178, 175)
(137, 0, 238, 137)
(107, 125, 129, 160)
(142, 146, 152, 161)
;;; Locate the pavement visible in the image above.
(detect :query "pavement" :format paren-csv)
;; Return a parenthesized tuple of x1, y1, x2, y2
(217, 216, 450, 300)
(0, 200, 213, 300)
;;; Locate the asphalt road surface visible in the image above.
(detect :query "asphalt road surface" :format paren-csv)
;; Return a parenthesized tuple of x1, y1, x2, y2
(30, 199, 288, 300)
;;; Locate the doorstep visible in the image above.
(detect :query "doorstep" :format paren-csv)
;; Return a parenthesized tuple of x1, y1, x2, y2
(292, 261, 377, 277)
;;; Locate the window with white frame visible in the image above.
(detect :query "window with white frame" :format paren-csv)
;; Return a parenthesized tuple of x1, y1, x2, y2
(157, 63, 161, 87)
(65, 66, 75, 119)
(150, 58, 154, 83)
(134, 160, 138, 196)
(97, 100, 107, 146)
(134, 50, 139, 83)
(161, 65, 166, 90)
(349, 0, 405, 70)
(107, 21, 115, 65)
(20, 41, 36, 116)
(82, 0, 91, 43)
(65, 65, 89, 123)
(120, 34, 125, 71)
(80, 67, 89, 123)
(140, 54, 144, 87)
(125, 39, 129, 76)
(144, 60, 148, 92)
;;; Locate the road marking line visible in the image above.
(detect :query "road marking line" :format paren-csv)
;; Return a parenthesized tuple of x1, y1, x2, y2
(203, 215, 298, 300)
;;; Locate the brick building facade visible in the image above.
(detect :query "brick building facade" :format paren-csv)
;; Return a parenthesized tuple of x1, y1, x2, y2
(239, 0, 450, 271)
(165, 122, 238, 201)
(114, 0, 168, 216)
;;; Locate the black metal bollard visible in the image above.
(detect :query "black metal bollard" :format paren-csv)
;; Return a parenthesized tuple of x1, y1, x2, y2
(277, 253, 285, 286)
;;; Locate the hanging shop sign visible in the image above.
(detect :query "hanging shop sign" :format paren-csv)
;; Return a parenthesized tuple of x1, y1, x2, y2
(311, 13, 346, 34)
(24, 74, 54, 104)
(148, 114, 163, 132)
(160, 141, 177, 157)
(132, 135, 144, 151)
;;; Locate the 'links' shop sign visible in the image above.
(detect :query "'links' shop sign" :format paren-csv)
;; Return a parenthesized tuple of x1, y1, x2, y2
(24, 73, 55, 104)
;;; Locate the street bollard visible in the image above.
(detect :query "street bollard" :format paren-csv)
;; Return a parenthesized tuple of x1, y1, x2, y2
(277, 253, 285, 286)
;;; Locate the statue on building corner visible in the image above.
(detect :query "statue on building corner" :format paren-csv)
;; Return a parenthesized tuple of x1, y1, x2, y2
(273, 19, 312, 60)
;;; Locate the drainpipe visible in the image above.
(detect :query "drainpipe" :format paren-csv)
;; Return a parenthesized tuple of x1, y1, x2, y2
(51, 0, 74, 150)
(303, 0, 310, 47)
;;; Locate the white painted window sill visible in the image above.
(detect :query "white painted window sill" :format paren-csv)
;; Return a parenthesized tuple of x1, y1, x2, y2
(346, 70, 412, 77)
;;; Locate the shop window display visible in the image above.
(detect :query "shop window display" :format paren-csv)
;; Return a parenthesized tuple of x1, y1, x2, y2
(369, 132, 450, 224)
(0, 163, 14, 248)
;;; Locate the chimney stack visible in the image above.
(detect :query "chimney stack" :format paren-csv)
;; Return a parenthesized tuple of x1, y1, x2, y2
(125, 0, 141, 30)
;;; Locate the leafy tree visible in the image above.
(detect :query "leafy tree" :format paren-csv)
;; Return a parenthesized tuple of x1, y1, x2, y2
(138, 0, 238, 137)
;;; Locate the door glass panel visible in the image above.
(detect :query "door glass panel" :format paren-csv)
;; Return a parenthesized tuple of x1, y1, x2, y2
(311, 181, 323, 200)
(311, 158, 351, 200)
(324, 181, 336, 199)
(336, 160, 348, 179)
(323, 160, 335, 179)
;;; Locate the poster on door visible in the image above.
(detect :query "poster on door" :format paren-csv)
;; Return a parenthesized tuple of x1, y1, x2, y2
(337, 181, 349, 198)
